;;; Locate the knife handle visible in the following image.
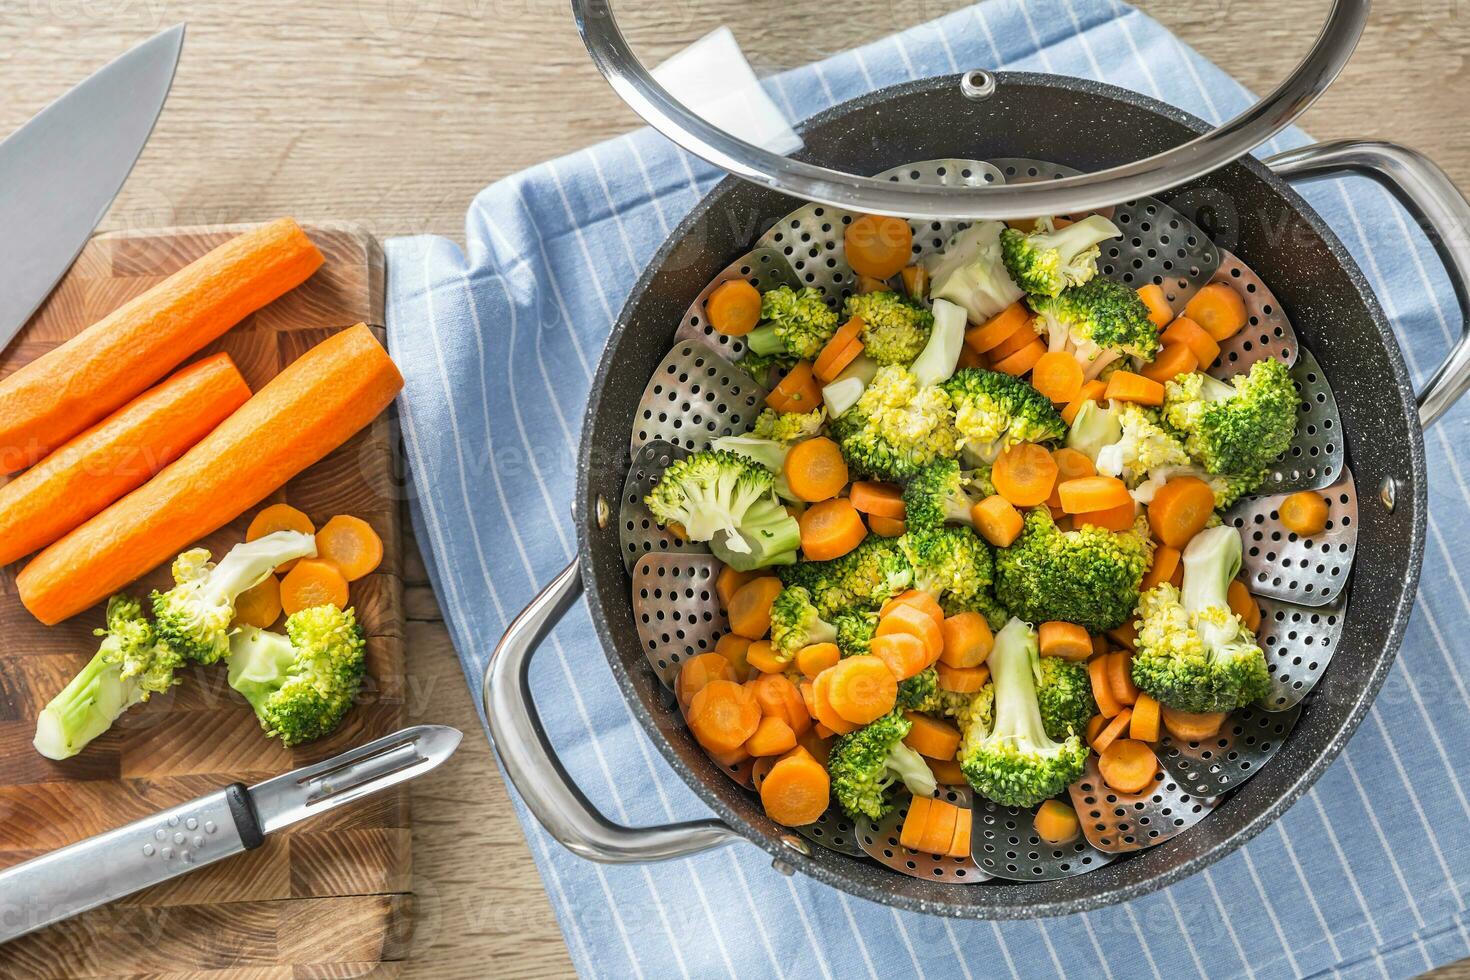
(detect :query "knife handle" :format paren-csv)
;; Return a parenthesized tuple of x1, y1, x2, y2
(0, 783, 263, 944)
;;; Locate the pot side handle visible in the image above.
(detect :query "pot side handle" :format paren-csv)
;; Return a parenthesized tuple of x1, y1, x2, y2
(482, 559, 744, 863)
(1268, 139, 1470, 429)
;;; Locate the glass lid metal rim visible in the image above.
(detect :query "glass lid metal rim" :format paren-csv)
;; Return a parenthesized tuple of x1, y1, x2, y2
(572, 0, 1368, 219)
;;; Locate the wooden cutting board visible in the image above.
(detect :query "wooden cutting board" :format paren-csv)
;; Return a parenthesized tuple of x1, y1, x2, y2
(0, 224, 410, 978)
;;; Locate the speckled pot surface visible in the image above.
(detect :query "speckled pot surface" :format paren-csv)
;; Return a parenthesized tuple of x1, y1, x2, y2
(576, 73, 1427, 918)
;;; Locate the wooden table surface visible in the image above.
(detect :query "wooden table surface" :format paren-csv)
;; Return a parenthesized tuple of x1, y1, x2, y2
(2, 1, 1468, 976)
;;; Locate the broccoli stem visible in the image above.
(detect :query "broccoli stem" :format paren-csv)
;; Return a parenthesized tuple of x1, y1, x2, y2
(227, 626, 298, 714)
(746, 323, 786, 357)
(33, 653, 139, 761)
(1181, 525, 1241, 616)
(988, 618, 1051, 747)
(1037, 214, 1120, 265)
(886, 741, 938, 798)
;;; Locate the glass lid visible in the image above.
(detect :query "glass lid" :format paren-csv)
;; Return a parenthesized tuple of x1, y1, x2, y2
(573, 0, 1368, 219)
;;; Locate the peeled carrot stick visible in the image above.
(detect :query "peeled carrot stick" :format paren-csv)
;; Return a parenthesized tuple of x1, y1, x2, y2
(0, 219, 322, 474)
(0, 354, 251, 567)
(17, 324, 401, 625)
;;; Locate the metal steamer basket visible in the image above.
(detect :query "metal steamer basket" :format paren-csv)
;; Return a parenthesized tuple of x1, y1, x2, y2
(482, 0, 1470, 916)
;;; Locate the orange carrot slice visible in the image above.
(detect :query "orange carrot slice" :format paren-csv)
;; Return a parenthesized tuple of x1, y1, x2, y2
(992, 443, 1059, 508)
(705, 279, 763, 336)
(315, 515, 384, 582)
(784, 437, 849, 502)
(845, 215, 913, 279)
(280, 559, 350, 616)
(1184, 283, 1249, 341)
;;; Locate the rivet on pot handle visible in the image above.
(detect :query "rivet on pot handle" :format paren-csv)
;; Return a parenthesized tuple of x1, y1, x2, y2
(482, 560, 744, 863)
(1268, 140, 1470, 429)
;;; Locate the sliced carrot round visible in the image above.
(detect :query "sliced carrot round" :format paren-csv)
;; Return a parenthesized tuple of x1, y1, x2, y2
(1031, 351, 1084, 403)
(876, 603, 944, 664)
(991, 443, 1059, 508)
(799, 498, 867, 561)
(1057, 476, 1131, 515)
(1098, 738, 1159, 794)
(315, 515, 384, 582)
(1147, 476, 1216, 548)
(1161, 706, 1228, 742)
(1279, 491, 1329, 536)
(849, 481, 906, 519)
(939, 611, 993, 668)
(878, 589, 944, 626)
(687, 679, 761, 752)
(727, 577, 784, 639)
(784, 437, 849, 502)
(233, 575, 282, 630)
(1103, 370, 1165, 406)
(759, 752, 830, 826)
(1228, 579, 1263, 632)
(1160, 317, 1221, 371)
(279, 559, 349, 616)
(845, 214, 914, 279)
(1136, 283, 1173, 328)
(1184, 283, 1249, 341)
(824, 655, 899, 725)
(965, 302, 1032, 353)
(705, 279, 762, 336)
(1034, 800, 1080, 844)
(870, 632, 928, 681)
(248, 503, 316, 573)
(676, 652, 738, 713)
(867, 514, 906, 537)
(1140, 342, 1198, 384)
(1140, 545, 1181, 591)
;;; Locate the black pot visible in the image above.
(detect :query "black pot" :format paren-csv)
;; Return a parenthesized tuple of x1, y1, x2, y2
(484, 73, 1470, 917)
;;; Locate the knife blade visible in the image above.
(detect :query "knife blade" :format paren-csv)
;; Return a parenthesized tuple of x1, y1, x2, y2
(0, 725, 461, 944)
(0, 24, 185, 353)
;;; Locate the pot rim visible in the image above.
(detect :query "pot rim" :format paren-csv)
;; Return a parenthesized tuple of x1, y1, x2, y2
(576, 70, 1427, 917)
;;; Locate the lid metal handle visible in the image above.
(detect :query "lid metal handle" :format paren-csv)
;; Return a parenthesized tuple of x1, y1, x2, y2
(573, 0, 1368, 219)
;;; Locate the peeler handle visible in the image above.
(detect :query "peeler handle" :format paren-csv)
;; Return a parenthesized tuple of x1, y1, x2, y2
(0, 784, 262, 944)
(482, 560, 743, 863)
(1268, 140, 1470, 429)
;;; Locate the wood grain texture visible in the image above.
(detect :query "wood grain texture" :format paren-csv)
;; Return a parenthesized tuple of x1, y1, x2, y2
(1, 1, 1468, 977)
(0, 225, 409, 978)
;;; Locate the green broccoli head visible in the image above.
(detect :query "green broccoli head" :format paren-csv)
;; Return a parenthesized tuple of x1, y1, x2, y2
(745, 285, 839, 360)
(645, 450, 800, 570)
(941, 367, 1066, 462)
(751, 406, 825, 444)
(899, 526, 994, 611)
(227, 605, 367, 746)
(833, 609, 879, 657)
(1035, 657, 1096, 741)
(151, 532, 319, 665)
(33, 595, 185, 761)
(1000, 214, 1121, 297)
(1030, 276, 1160, 379)
(1131, 526, 1269, 713)
(949, 684, 995, 760)
(769, 585, 838, 660)
(843, 291, 935, 366)
(994, 507, 1153, 632)
(1163, 358, 1300, 480)
(960, 618, 1088, 806)
(896, 667, 939, 711)
(827, 711, 938, 821)
(1094, 402, 1192, 486)
(901, 458, 993, 534)
(829, 365, 959, 481)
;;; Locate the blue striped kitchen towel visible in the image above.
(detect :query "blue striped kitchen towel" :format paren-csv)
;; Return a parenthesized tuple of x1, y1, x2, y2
(385, 2, 1470, 977)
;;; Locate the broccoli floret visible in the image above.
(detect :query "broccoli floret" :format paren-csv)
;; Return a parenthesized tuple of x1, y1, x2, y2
(843, 291, 935, 366)
(1163, 359, 1300, 485)
(902, 458, 994, 533)
(960, 618, 1088, 806)
(792, 535, 914, 615)
(833, 609, 879, 657)
(32, 596, 184, 760)
(151, 532, 319, 665)
(227, 605, 367, 746)
(827, 711, 938, 820)
(897, 666, 939, 711)
(1000, 215, 1122, 298)
(645, 450, 800, 571)
(1131, 525, 1270, 713)
(753, 406, 825, 443)
(745, 285, 839, 361)
(994, 508, 1152, 632)
(924, 221, 1026, 326)
(954, 683, 996, 759)
(899, 526, 995, 612)
(1095, 402, 1192, 486)
(1035, 657, 1096, 741)
(829, 365, 958, 481)
(1030, 276, 1160, 380)
(942, 368, 1066, 462)
(769, 585, 838, 660)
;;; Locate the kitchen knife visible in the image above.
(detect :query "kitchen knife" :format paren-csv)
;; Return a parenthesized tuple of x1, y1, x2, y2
(0, 724, 461, 944)
(0, 24, 185, 353)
